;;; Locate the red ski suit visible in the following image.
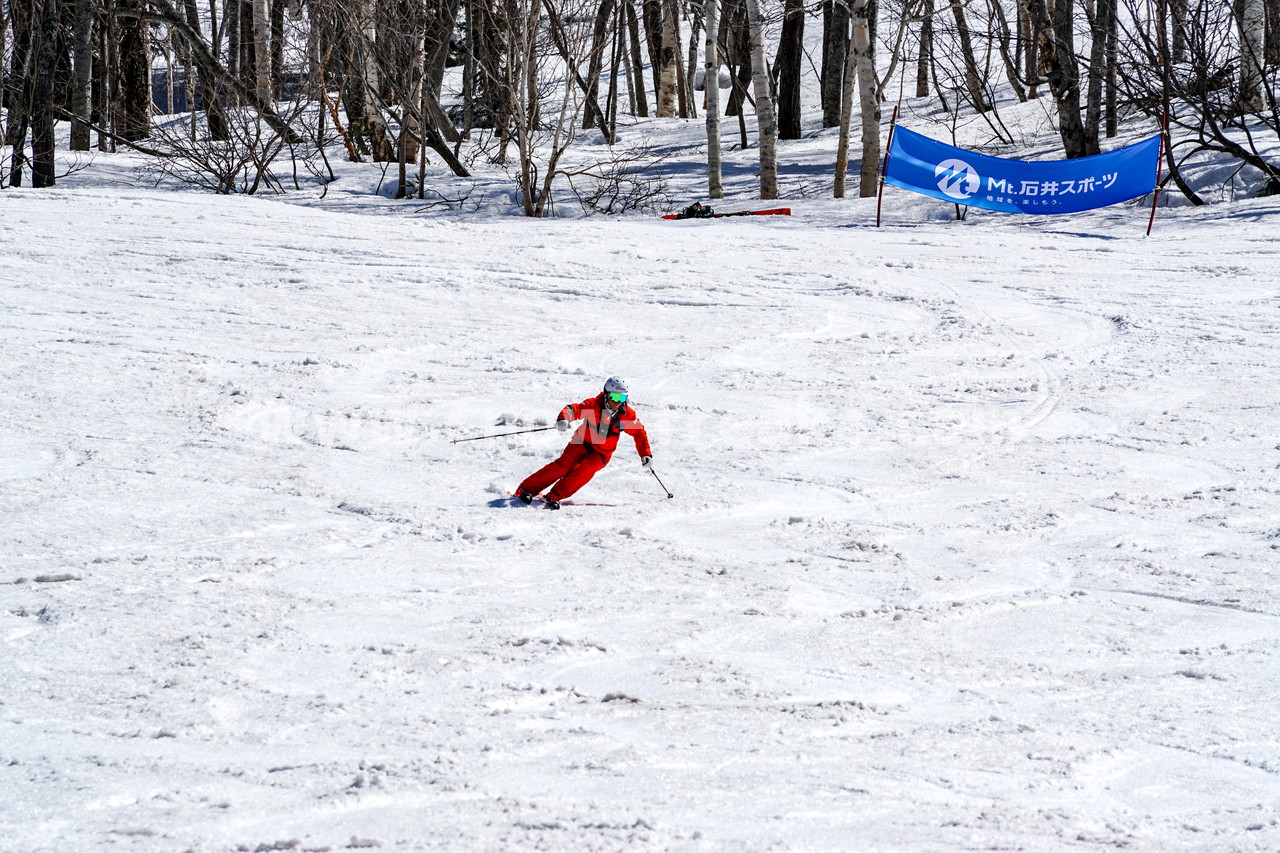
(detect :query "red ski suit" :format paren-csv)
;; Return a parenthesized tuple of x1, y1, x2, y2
(519, 395, 652, 502)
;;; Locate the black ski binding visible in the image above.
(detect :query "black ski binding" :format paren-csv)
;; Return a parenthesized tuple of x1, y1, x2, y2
(675, 202, 715, 220)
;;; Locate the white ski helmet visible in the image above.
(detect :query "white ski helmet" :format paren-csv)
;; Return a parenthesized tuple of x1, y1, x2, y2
(603, 376, 629, 397)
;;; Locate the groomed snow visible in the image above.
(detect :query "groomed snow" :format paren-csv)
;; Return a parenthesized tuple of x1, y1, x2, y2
(3, 115, 1280, 852)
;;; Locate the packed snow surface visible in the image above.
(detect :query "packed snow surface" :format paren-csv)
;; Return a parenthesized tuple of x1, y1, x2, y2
(3, 169, 1280, 852)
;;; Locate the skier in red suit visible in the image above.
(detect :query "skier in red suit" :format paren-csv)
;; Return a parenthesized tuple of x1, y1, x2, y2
(516, 377, 653, 509)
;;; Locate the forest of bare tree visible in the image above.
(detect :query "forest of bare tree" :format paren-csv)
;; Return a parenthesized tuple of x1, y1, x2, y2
(2, 0, 1278, 209)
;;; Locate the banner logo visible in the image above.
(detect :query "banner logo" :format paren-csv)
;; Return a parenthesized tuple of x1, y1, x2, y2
(935, 159, 980, 200)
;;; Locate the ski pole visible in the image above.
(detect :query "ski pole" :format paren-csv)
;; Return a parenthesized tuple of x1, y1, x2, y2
(650, 467, 674, 499)
(451, 426, 556, 444)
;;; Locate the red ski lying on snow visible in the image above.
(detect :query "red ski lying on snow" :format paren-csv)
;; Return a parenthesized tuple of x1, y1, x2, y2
(662, 203, 791, 220)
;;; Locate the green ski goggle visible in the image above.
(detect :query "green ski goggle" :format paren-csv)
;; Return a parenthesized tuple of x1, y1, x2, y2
(607, 392, 628, 403)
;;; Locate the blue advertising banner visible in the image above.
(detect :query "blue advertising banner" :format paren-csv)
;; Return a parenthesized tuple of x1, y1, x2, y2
(883, 126, 1162, 214)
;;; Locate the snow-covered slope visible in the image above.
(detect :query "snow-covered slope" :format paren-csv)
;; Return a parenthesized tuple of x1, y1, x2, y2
(3, 162, 1280, 852)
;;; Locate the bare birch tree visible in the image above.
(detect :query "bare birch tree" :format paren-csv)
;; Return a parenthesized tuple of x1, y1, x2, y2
(357, 0, 396, 161)
(657, 0, 679, 115)
(1237, 0, 1267, 112)
(835, 0, 877, 198)
(743, 0, 777, 198)
(253, 0, 272, 101)
(852, 0, 878, 197)
(704, 0, 723, 197)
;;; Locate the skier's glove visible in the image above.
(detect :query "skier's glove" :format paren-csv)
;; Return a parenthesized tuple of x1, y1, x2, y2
(556, 419, 571, 432)
(641, 456, 653, 469)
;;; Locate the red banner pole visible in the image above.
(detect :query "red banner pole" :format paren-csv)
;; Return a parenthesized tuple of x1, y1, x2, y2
(877, 105, 900, 229)
(1146, 111, 1168, 237)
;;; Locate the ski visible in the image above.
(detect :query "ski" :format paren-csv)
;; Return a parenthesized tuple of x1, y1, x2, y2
(500, 491, 560, 510)
(493, 492, 617, 508)
(662, 203, 792, 220)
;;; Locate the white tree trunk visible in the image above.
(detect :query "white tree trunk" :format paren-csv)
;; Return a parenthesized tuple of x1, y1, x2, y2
(743, 0, 777, 198)
(514, 0, 542, 214)
(834, 0, 878, 198)
(685, 7, 700, 119)
(1237, 0, 1266, 113)
(704, 0, 723, 198)
(853, 1, 879, 198)
(834, 2, 856, 198)
(253, 0, 271, 102)
(163, 34, 175, 114)
(658, 0, 679, 116)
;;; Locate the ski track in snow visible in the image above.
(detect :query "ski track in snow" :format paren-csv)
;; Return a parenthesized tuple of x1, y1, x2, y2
(2, 186, 1280, 853)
